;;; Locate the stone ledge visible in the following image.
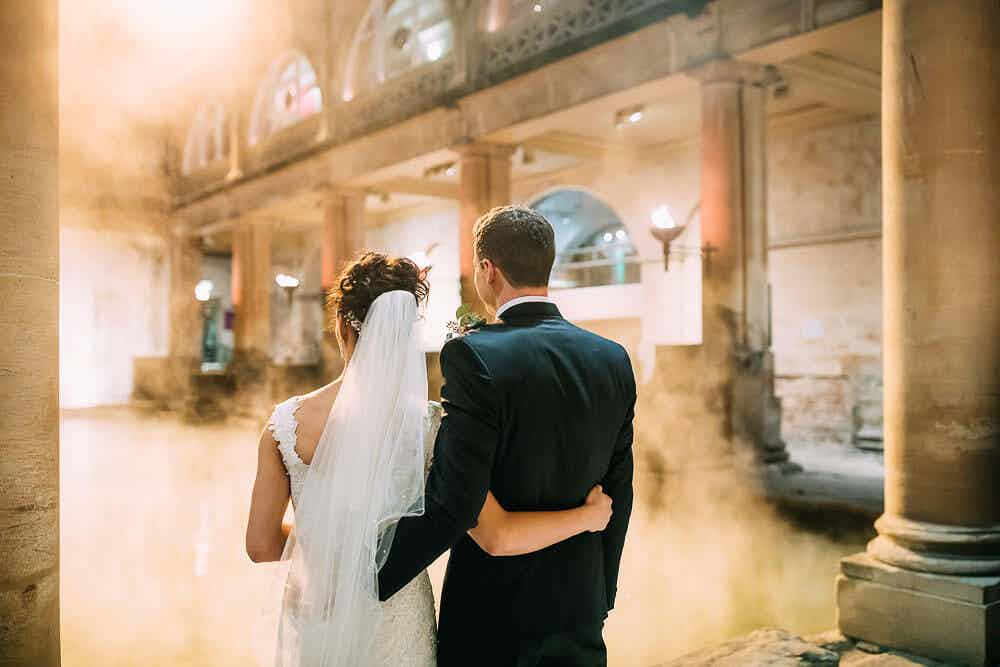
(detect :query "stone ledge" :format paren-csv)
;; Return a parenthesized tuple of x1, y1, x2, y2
(656, 628, 963, 666)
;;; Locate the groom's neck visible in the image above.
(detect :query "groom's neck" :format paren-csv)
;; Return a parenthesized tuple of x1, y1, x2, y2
(494, 286, 549, 312)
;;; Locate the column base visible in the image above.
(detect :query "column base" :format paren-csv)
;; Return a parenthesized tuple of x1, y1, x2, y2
(837, 552, 999, 667)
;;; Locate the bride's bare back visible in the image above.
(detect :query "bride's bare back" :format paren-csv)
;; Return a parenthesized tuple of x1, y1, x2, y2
(286, 381, 340, 466)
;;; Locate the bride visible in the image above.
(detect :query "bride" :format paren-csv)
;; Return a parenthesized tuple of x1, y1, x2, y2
(245, 252, 613, 666)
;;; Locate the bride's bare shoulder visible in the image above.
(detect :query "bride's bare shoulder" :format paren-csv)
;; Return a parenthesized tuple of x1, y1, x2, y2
(294, 381, 340, 425)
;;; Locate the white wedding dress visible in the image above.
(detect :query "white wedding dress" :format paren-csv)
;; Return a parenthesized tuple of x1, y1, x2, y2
(267, 396, 441, 666)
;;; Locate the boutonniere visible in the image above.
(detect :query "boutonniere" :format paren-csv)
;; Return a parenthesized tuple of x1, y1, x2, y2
(446, 304, 488, 339)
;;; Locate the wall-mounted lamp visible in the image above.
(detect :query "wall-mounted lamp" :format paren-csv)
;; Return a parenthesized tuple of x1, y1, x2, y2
(649, 204, 713, 273)
(650, 206, 685, 270)
(614, 104, 645, 129)
(194, 279, 214, 302)
(275, 273, 300, 304)
(409, 241, 439, 274)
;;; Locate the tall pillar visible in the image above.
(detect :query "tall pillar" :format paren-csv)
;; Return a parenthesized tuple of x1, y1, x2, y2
(0, 1, 60, 664)
(320, 189, 366, 375)
(695, 60, 788, 465)
(168, 232, 203, 408)
(231, 220, 272, 414)
(837, 3, 1000, 665)
(457, 143, 514, 312)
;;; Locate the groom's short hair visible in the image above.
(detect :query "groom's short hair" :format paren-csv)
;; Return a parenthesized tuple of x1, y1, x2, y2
(474, 206, 555, 288)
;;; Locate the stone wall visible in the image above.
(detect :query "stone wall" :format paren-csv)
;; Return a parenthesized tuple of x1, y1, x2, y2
(768, 119, 882, 448)
(365, 204, 463, 351)
(60, 217, 169, 408)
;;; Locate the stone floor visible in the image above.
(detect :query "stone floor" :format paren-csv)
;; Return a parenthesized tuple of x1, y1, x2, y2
(767, 442, 885, 517)
(660, 629, 958, 666)
(60, 407, 875, 666)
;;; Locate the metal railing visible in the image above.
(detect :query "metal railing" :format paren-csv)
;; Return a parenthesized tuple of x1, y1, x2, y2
(551, 241, 641, 289)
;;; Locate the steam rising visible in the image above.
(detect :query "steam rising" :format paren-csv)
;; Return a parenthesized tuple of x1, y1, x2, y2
(61, 410, 868, 666)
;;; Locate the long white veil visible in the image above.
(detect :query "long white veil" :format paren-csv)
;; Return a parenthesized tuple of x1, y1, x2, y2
(274, 290, 427, 666)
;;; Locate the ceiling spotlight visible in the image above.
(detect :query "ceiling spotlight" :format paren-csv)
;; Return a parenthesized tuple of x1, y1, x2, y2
(424, 161, 458, 179)
(533, 3, 543, 12)
(614, 104, 645, 128)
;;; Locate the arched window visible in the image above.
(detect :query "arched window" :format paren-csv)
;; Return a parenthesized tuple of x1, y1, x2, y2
(531, 188, 639, 289)
(249, 52, 323, 146)
(342, 0, 454, 102)
(182, 102, 228, 174)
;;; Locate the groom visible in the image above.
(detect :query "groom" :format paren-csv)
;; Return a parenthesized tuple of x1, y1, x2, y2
(379, 205, 636, 666)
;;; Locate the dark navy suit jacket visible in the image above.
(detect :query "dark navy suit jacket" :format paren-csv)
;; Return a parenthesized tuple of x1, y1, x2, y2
(378, 301, 636, 665)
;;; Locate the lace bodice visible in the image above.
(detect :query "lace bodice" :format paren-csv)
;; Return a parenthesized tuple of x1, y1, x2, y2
(266, 396, 441, 666)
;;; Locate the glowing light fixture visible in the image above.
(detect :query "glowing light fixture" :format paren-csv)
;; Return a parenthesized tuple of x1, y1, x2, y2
(614, 104, 646, 128)
(194, 279, 213, 302)
(275, 273, 300, 288)
(615, 229, 628, 241)
(651, 205, 677, 230)
(425, 39, 445, 62)
(409, 242, 439, 272)
(533, 3, 543, 12)
(424, 161, 458, 179)
(275, 273, 300, 304)
(650, 205, 685, 270)
(409, 251, 431, 269)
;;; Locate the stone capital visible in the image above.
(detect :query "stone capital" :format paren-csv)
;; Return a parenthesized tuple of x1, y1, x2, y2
(688, 58, 771, 87)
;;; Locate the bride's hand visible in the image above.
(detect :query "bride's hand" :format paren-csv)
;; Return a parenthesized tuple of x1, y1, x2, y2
(583, 485, 613, 532)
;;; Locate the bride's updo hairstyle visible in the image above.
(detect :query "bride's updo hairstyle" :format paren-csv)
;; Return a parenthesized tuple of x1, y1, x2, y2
(327, 251, 429, 333)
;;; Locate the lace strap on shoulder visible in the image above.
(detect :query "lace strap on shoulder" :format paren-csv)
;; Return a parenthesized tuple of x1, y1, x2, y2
(266, 397, 304, 468)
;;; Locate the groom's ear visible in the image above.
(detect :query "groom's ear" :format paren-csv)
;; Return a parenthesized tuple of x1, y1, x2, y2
(483, 258, 506, 289)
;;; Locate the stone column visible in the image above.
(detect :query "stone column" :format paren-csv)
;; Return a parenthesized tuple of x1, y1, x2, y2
(231, 220, 273, 415)
(695, 60, 788, 465)
(457, 143, 514, 312)
(0, 1, 60, 664)
(837, 3, 1000, 665)
(168, 232, 203, 408)
(320, 189, 366, 375)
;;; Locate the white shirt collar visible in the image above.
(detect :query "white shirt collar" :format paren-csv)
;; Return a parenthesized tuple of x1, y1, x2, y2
(495, 295, 556, 319)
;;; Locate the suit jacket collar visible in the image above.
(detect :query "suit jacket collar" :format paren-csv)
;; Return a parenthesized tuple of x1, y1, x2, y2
(498, 301, 563, 322)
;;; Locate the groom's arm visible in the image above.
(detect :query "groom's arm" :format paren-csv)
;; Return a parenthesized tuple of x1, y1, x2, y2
(601, 359, 636, 612)
(377, 336, 500, 601)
